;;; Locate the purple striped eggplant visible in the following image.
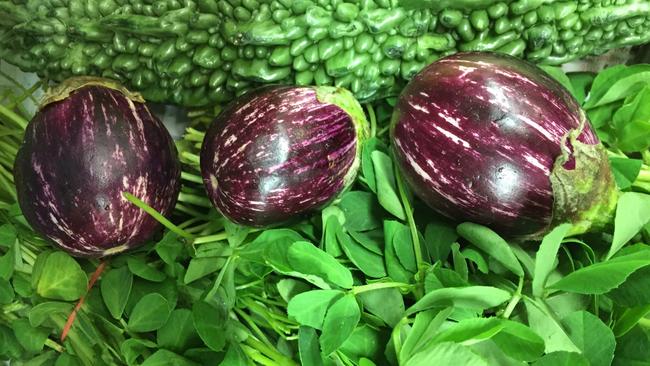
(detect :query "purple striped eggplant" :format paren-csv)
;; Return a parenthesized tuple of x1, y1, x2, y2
(391, 52, 617, 238)
(14, 77, 181, 257)
(200, 85, 368, 227)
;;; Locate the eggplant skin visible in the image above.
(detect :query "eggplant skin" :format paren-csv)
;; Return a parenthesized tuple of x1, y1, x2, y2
(391, 52, 606, 237)
(14, 84, 181, 257)
(200, 85, 367, 227)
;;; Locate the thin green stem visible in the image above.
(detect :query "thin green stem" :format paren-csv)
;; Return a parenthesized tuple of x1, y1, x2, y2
(244, 336, 298, 366)
(0, 103, 27, 129)
(502, 277, 524, 319)
(377, 124, 390, 136)
(351, 281, 412, 295)
(642, 150, 650, 166)
(235, 307, 274, 349)
(241, 344, 278, 366)
(45, 338, 65, 353)
(395, 168, 424, 268)
(178, 192, 213, 207)
(194, 231, 228, 244)
(181, 171, 203, 184)
(173, 203, 207, 218)
(122, 192, 194, 240)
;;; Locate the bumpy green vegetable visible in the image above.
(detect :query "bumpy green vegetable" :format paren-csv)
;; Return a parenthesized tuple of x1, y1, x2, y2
(2, 0, 650, 107)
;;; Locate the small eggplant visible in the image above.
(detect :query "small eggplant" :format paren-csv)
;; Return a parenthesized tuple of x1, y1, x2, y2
(391, 52, 617, 238)
(200, 85, 368, 227)
(14, 77, 181, 257)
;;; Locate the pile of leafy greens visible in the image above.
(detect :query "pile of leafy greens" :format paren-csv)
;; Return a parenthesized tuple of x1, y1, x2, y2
(1, 63, 650, 366)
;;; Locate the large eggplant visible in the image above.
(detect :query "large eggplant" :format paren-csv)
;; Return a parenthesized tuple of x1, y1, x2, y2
(14, 77, 181, 257)
(200, 85, 368, 227)
(391, 52, 617, 238)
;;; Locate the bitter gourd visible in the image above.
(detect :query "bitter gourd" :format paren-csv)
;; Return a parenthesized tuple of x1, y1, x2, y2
(1, 0, 650, 107)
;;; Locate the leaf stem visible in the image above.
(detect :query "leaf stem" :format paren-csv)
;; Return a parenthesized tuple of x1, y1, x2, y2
(351, 281, 412, 295)
(244, 336, 298, 366)
(194, 231, 229, 244)
(44, 338, 65, 353)
(502, 277, 524, 319)
(0, 104, 27, 129)
(180, 171, 204, 184)
(178, 192, 214, 208)
(395, 168, 424, 269)
(122, 192, 194, 240)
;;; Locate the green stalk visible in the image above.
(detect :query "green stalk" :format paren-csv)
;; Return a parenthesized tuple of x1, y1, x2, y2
(178, 192, 214, 207)
(180, 171, 203, 183)
(122, 192, 194, 240)
(351, 281, 412, 295)
(366, 103, 377, 138)
(395, 167, 424, 269)
(194, 231, 228, 244)
(0, 103, 27, 129)
(502, 276, 524, 319)
(244, 336, 299, 366)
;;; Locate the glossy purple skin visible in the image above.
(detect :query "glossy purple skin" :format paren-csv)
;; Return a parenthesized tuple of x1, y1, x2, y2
(391, 52, 599, 236)
(14, 86, 181, 257)
(200, 86, 357, 227)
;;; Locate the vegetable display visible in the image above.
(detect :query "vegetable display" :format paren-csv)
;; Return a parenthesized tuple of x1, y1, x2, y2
(391, 52, 617, 239)
(200, 85, 368, 227)
(13, 77, 181, 257)
(3, 39, 650, 366)
(2, 1, 650, 107)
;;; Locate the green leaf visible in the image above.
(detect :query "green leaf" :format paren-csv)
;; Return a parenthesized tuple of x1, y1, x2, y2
(361, 137, 386, 193)
(540, 66, 576, 98)
(550, 249, 650, 294)
(533, 351, 589, 366)
(192, 301, 228, 352)
(404, 342, 489, 366)
(120, 338, 158, 366)
(610, 157, 643, 190)
(349, 229, 384, 255)
(155, 231, 183, 264)
(568, 72, 594, 105)
(339, 325, 383, 363)
(338, 191, 383, 231)
(583, 64, 650, 109)
(613, 325, 650, 366)
(320, 294, 361, 355)
(456, 223, 523, 277)
(524, 299, 580, 354)
(562, 311, 616, 366)
(224, 220, 250, 247)
(128, 293, 172, 332)
(287, 241, 353, 289)
(184, 257, 226, 284)
(28, 302, 72, 327)
(371, 150, 406, 220)
(13, 318, 49, 353)
(533, 223, 573, 298)
(461, 248, 488, 274)
(219, 344, 248, 366)
(610, 193, 650, 259)
(0, 245, 15, 281)
(0, 278, 13, 304)
(609, 266, 650, 307)
(36, 251, 88, 301)
(265, 240, 332, 289)
(612, 86, 650, 151)
(491, 321, 545, 362)
(101, 266, 133, 319)
(141, 349, 198, 366)
(393, 224, 417, 273)
(276, 278, 311, 303)
(338, 229, 386, 278)
(424, 219, 457, 262)
(406, 286, 511, 315)
(384, 221, 414, 283)
(299, 326, 324, 366)
(322, 206, 345, 257)
(451, 243, 468, 281)
(0, 224, 16, 248)
(358, 288, 405, 327)
(157, 309, 199, 351)
(127, 257, 166, 282)
(433, 317, 505, 344)
(55, 353, 81, 366)
(287, 290, 344, 330)
(400, 308, 454, 363)
(613, 305, 650, 337)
